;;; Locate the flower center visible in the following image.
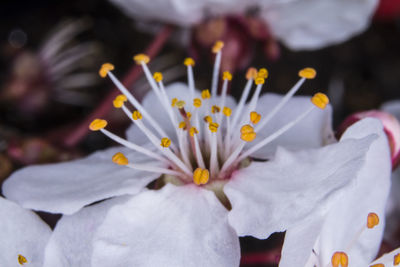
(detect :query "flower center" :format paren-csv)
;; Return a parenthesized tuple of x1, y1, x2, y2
(91, 40, 328, 190)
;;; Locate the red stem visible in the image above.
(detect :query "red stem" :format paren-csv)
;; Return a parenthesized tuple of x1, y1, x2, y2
(240, 249, 281, 266)
(62, 25, 174, 147)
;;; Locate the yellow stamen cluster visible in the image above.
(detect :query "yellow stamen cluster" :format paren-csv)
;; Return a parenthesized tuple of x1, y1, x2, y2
(113, 94, 127, 108)
(133, 53, 150, 64)
(112, 152, 129, 165)
(179, 121, 186, 129)
(223, 107, 232, 117)
(18, 254, 27, 265)
(250, 111, 261, 124)
(99, 63, 114, 78)
(189, 127, 198, 137)
(394, 253, 400, 265)
(89, 119, 107, 131)
(201, 89, 211, 99)
(184, 57, 195, 67)
(153, 72, 163, 82)
(176, 100, 186, 109)
(299, 67, 316, 79)
(171, 98, 178, 107)
(246, 67, 258, 80)
(193, 167, 209, 185)
(212, 41, 224, 53)
(193, 98, 202, 108)
(258, 68, 269, 79)
(223, 71, 232, 81)
(367, 213, 380, 229)
(204, 116, 212, 123)
(311, 93, 329, 109)
(209, 122, 219, 133)
(211, 105, 221, 114)
(132, 110, 142, 120)
(160, 137, 171, 148)
(331, 252, 348, 267)
(240, 124, 256, 142)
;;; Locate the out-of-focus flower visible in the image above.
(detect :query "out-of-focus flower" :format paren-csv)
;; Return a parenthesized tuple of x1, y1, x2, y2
(110, 0, 378, 50)
(3, 43, 381, 266)
(1, 19, 100, 117)
(374, 0, 400, 21)
(279, 117, 391, 267)
(0, 197, 52, 266)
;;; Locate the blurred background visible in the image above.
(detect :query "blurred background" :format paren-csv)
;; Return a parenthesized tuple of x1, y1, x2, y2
(1, 0, 400, 266)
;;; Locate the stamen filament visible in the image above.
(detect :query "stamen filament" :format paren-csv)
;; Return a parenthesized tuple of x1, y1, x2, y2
(255, 77, 306, 131)
(193, 134, 206, 169)
(187, 65, 195, 99)
(210, 132, 219, 178)
(231, 78, 253, 130)
(126, 163, 185, 178)
(211, 51, 222, 98)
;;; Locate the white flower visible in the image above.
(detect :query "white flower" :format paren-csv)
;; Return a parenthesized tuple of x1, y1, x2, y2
(3, 42, 382, 266)
(278, 117, 392, 267)
(0, 197, 52, 266)
(109, 0, 378, 50)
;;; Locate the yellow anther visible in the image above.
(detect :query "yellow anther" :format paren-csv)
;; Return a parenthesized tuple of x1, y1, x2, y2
(201, 89, 211, 99)
(212, 40, 224, 53)
(209, 122, 219, 133)
(258, 68, 269, 79)
(132, 110, 143, 120)
(18, 254, 27, 265)
(193, 98, 202, 108)
(160, 137, 171, 148)
(211, 105, 221, 114)
(255, 77, 265, 85)
(193, 168, 210, 185)
(153, 72, 163, 82)
(367, 213, 380, 229)
(223, 107, 232, 117)
(394, 253, 400, 265)
(299, 67, 317, 79)
(176, 100, 186, 109)
(112, 152, 129, 165)
(240, 124, 256, 142)
(113, 94, 127, 108)
(370, 264, 384, 267)
(89, 119, 107, 131)
(311, 93, 329, 109)
(331, 252, 348, 267)
(189, 127, 198, 137)
(204, 116, 212, 123)
(223, 71, 232, 81)
(133, 53, 150, 64)
(246, 67, 258, 80)
(184, 57, 195, 67)
(171, 98, 178, 107)
(186, 112, 192, 120)
(250, 111, 261, 124)
(99, 63, 114, 78)
(179, 121, 187, 129)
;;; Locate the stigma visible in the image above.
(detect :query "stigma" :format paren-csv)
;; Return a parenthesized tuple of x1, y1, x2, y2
(92, 40, 328, 187)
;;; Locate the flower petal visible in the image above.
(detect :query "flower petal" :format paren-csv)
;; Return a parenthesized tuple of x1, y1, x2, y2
(0, 197, 51, 266)
(315, 118, 391, 266)
(91, 184, 240, 267)
(261, 0, 378, 50)
(43, 196, 130, 267)
(369, 247, 400, 267)
(2, 146, 165, 215)
(225, 129, 377, 239)
(251, 93, 333, 159)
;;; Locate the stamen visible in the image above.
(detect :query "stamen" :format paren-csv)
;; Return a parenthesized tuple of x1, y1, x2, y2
(89, 119, 107, 131)
(367, 213, 380, 229)
(204, 116, 212, 123)
(311, 92, 329, 109)
(250, 111, 261, 125)
(99, 63, 114, 78)
(209, 122, 219, 133)
(133, 54, 150, 64)
(394, 253, 400, 265)
(258, 68, 269, 79)
(18, 254, 27, 265)
(331, 252, 348, 267)
(112, 152, 129, 165)
(127, 162, 185, 178)
(132, 110, 143, 120)
(193, 168, 210, 185)
(160, 137, 171, 148)
(223, 107, 232, 117)
(240, 124, 257, 142)
(193, 133, 206, 169)
(211, 105, 221, 114)
(211, 41, 224, 98)
(171, 98, 178, 107)
(179, 121, 187, 129)
(189, 127, 198, 137)
(298, 67, 316, 79)
(113, 94, 127, 108)
(176, 100, 186, 109)
(201, 89, 211, 99)
(184, 57, 196, 98)
(193, 98, 202, 108)
(153, 72, 163, 82)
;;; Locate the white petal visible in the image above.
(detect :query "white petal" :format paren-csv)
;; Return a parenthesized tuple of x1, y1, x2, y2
(91, 184, 240, 267)
(315, 118, 391, 266)
(382, 100, 400, 120)
(261, 0, 378, 50)
(43, 196, 130, 267)
(3, 146, 165, 215)
(251, 93, 333, 159)
(225, 132, 377, 239)
(0, 197, 51, 267)
(369, 247, 400, 267)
